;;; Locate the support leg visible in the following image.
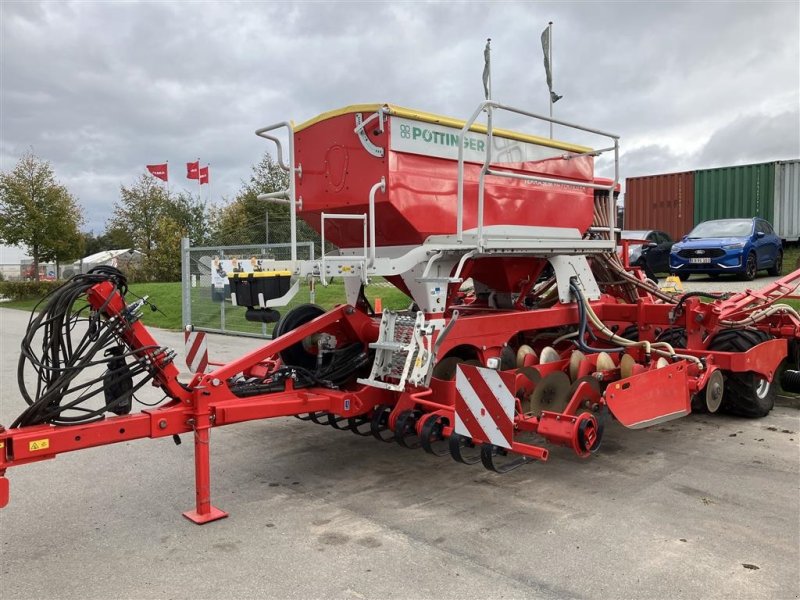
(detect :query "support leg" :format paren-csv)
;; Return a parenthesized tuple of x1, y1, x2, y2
(182, 423, 228, 524)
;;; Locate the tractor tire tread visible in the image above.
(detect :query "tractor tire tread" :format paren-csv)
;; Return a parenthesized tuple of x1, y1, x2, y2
(708, 329, 775, 417)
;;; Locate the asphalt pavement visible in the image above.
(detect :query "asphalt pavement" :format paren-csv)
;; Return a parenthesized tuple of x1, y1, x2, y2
(0, 306, 798, 599)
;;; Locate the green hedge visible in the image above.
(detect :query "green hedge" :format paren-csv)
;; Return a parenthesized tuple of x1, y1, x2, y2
(0, 280, 63, 301)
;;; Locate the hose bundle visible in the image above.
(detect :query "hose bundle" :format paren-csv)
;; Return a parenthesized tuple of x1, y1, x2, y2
(229, 342, 370, 397)
(12, 267, 169, 428)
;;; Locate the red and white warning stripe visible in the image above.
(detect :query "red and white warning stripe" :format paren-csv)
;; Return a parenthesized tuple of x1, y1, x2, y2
(184, 327, 209, 374)
(454, 364, 515, 449)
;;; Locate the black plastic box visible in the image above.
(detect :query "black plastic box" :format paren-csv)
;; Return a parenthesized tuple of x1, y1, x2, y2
(228, 271, 292, 308)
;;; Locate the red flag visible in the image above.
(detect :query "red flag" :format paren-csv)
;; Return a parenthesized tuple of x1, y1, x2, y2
(146, 163, 168, 182)
(199, 166, 210, 185)
(187, 160, 199, 179)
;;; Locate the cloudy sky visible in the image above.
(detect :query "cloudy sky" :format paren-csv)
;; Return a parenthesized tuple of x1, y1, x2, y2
(1, 0, 798, 260)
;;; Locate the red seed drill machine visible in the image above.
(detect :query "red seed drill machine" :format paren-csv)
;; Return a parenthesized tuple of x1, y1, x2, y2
(2, 68, 800, 524)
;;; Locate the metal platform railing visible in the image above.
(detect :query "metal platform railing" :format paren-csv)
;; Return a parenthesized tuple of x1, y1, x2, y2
(255, 122, 300, 263)
(455, 101, 620, 250)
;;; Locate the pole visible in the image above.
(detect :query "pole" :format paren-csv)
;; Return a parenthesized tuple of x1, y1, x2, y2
(265, 210, 269, 244)
(206, 162, 211, 204)
(548, 21, 554, 139)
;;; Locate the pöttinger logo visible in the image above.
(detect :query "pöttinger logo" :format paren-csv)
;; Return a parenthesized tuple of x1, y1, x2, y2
(399, 124, 412, 139)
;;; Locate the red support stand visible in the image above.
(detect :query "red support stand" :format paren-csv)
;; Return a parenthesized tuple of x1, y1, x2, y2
(182, 419, 228, 525)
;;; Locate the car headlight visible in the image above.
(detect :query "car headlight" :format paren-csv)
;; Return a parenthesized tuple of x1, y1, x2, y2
(723, 243, 745, 250)
(671, 244, 682, 252)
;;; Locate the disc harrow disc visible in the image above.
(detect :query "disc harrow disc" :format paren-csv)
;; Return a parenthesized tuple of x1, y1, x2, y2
(528, 371, 571, 416)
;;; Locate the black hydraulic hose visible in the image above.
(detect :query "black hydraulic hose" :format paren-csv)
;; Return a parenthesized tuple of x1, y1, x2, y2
(12, 267, 166, 428)
(673, 291, 729, 317)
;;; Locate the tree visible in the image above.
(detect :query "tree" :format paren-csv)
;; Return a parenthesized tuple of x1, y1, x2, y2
(81, 226, 135, 257)
(0, 152, 85, 280)
(108, 173, 209, 281)
(108, 174, 169, 260)
(210, 153, 292, 245)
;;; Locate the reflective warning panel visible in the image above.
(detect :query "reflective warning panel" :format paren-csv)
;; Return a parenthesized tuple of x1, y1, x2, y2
(454, 365, 516, 449)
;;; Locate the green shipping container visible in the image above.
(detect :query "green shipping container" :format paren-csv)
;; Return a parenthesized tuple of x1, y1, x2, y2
(694, 162, 775, 225)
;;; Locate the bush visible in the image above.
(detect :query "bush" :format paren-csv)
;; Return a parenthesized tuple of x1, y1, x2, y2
(0, 280, 63, 301)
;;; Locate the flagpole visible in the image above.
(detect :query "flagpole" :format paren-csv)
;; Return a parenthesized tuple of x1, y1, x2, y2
(166, 160, 170, 198)
(548, 21, 553, 139)
(197, 157, 201, 202)
(207, 162, 211, 204)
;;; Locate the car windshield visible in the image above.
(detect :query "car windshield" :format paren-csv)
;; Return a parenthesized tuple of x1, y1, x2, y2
(687, 219, 752, 238)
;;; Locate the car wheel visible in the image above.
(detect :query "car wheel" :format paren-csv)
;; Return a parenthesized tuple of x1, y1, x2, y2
(767, 251, 783, 276)
(741, 253, 757, 281)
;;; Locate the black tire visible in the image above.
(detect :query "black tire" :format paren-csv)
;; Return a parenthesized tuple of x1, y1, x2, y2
(677, 272, 691, 281)
(656, 327, 687, 348)
(708, 329, 775, 417)
(767, 251, 783, 276)
(272, 304, 326, 369)
(741, 252, 757, 281)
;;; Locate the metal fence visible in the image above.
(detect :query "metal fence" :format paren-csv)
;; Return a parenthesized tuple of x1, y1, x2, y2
(0, 263, 74, 281)
(181, 238, 319, 338)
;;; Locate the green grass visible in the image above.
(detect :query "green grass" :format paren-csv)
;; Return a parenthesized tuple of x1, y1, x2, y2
(782, 244, 800, 276)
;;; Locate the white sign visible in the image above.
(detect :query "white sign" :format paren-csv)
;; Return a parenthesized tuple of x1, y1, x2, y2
(389, 116, 564, 165)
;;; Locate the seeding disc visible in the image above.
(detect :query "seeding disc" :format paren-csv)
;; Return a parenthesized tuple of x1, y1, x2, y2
(516, 344, 537, 368)
(595, 351, 615, 372)
(569, 350, 586, 381)
(529, 371, 571, 416)
(539, 346, 561, 364)
(619, 354, 636, 379)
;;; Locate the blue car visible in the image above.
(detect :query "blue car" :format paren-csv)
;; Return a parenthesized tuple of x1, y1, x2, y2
(669, 218, 783, 281)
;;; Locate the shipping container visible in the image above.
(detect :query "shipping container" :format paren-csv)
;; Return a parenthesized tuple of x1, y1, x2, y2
(694, 162, 775, 225)
(623, 171, 694, 241)
(773, 160, 800, 242)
